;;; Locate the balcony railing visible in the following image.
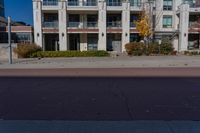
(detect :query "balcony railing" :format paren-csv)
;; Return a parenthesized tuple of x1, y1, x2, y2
(43, 1, 58, 6)
(130, 22, 136, 27)
(68, 22, 80, 27)
(107, 22, 122, 28)
(83, 1, 97, 6)
(130, 2, 141, 7)
(189, 22, 200, 29)
(68, 22, 98, 28)
(68, 1, 79, 6)
(43, 22, 58, 28)
(86, 22, 98, 27)
(107, 2, 122, 6)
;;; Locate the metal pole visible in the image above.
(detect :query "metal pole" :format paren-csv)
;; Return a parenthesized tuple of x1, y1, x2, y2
(8, 16, 12, 64)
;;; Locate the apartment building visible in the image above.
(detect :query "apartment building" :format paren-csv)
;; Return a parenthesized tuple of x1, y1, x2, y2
(33, 0, 200, 52)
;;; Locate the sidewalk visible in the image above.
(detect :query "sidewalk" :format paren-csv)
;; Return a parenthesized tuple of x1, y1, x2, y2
(1, 56, 200, 69)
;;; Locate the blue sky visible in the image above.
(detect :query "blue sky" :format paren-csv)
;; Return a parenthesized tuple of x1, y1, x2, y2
(5, 0, 33, 25)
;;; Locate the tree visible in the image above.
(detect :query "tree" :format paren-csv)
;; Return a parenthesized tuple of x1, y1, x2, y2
(135, 11, 152, 44)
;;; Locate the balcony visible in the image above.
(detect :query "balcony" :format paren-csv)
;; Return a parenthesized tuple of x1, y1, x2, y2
(42, 0, 59, 10)
(107, 22, 122, 28)
(43, 22, 58, 28)
(67, 0, 98, 11)
(68, 22, 98, 28)
(107, 2, 122, 6)
(130, 2, 141, 7)
(83, 1, 97, 6)
(68, 1, 79, 6)
(43, 1, 58, 6)
(68, 22, 80, 28)
(86, 22, 98, 28)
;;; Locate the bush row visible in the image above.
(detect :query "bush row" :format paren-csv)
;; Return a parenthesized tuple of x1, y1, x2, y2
(125, 41, 175, 56)
(184, 51, 200, 56)
(31, 50, 110, 58)
(14, 43, 42, 58)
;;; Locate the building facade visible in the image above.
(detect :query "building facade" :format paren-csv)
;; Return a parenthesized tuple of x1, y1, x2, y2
(0, 0, 4, 17)
(32, 0, 200, 52)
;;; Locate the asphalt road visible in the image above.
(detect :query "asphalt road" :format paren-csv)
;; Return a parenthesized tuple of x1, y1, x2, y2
(0, 76, 200, 121)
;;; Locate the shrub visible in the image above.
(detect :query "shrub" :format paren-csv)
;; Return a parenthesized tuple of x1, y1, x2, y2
(160, 38, 174, 55)
(147, 42, 160, 55)
(125, 42, 146, 56)
(31, 50, 109, 58)
(14, 43, 41, 58)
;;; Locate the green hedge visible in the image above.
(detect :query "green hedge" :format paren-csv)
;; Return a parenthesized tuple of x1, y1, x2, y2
(31, 50, 110, 58)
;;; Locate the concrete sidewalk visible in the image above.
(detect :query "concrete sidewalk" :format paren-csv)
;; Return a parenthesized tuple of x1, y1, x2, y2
(1, 56, 200, 69)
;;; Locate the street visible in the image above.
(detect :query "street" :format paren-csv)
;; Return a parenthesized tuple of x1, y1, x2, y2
(0, 73, 200, 120)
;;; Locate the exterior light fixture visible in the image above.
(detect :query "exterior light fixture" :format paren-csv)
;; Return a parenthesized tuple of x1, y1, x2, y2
(102, 33, 104, 37)
(37, 33, 39, 37)
(125, 33, 128, 36)
(62, 33, 64, 37)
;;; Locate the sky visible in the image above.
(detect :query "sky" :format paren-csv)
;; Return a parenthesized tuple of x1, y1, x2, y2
(5, 0, 33, 25)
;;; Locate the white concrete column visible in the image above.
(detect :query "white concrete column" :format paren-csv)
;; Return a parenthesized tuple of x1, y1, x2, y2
(179, 4, 189, 51)
(59, 0, 68, 51)
(98, 0, 107, 51)
(33, 0, 43, 48)
(80, 34, 88, 51)
(122, 1, 130, 52)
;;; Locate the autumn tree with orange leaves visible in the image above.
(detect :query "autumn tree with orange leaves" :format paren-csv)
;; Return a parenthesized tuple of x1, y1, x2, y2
(135, 11, 152, 44)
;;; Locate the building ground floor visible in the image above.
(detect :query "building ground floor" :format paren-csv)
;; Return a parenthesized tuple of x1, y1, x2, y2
(41, 33, 141, 53)
(40, 32, 200, 53)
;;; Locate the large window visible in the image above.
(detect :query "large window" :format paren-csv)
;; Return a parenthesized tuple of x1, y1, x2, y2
(163, 16, 172, 28)
(163, 0, 173, 10)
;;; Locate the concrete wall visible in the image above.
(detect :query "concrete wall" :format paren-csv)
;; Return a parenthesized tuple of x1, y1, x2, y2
(0, 44, 17, 59)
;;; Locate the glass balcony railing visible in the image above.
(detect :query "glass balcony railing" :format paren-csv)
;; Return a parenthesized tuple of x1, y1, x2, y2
(68, 1, 79, 6)
(107, 2, 122, 6)
(68, 22, 98, 28)
(130, 2, 141, 7)
(107, 22, 122, 28)
(83, 1, 97, 6)
(68, 22, 80, 27)
(43, 22, 58, 28)
(43, 1, 58, 6)
(86, 22, 98, 27)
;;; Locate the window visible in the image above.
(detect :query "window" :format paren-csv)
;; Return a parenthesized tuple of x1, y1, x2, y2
(163, 16, 172, 28)
(88, 34, 98, 51)
(163, 0, 173, 10)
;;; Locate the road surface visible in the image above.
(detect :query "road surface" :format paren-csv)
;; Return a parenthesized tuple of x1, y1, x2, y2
(0, 68, 200, 120)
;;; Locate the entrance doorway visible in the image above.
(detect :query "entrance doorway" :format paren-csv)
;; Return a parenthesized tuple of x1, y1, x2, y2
(69, 34, 80, 50)
(44, 34, 59, 51)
